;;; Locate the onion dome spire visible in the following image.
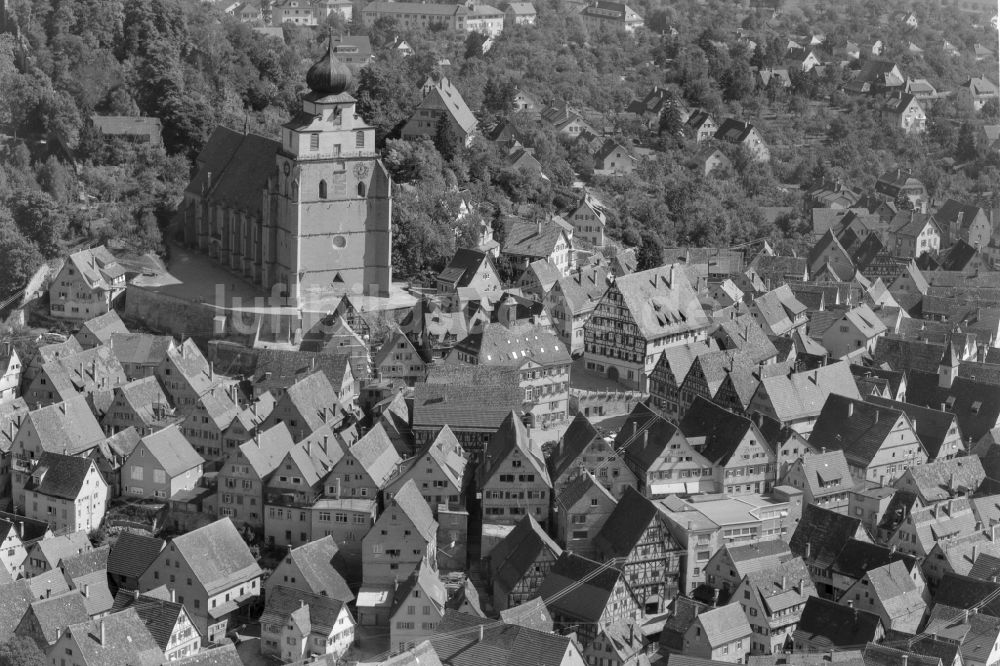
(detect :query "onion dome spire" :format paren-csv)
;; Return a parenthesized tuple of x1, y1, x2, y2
(306, 30, 352, 96)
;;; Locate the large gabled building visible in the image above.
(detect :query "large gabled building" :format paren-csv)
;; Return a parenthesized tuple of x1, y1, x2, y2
(400, 75, 478, 146)
(49, 246, 126, 321)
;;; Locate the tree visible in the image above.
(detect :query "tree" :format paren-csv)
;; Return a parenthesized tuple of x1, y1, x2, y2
(434, 116, 465, 163)
(355, 55, 421, 144)
(636, 230, 664, 271)
(6, 190, 69, 257)
(956, 121, 978, 162)
(482, 75, 517, 116)
(0, 636, 45, 666)
(37, 156, 74, 203)
(0, 213, 44, 295)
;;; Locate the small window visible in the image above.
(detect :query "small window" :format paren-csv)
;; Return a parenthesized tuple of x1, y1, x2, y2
(310, 133, 319, 151)
(356, 131, 365, 148)
(358, 182, 366, 198)
(319, 180, 327, 199)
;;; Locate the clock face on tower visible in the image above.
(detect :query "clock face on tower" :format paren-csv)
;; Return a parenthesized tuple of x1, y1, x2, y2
(354, 163, 370, 180)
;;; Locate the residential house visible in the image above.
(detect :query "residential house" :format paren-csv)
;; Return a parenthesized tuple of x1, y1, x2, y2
(23, 344, 128, 407)
(49, 246, 126, 320)
(715, 119, 769, 162)
(887, 211, 941, 258)
(701, 540, 792, 602)
(505, 3, 537, 26)
(584, 620, 648, 666)
(893, 457, 985, 506)
(384, 426, 467, 515)
(448, 321, 571, 427)
(109, 333, 177, 381)
(122, 425, 203, 500)
(829, 538, 916, 600)
(264, 536, 352, 603)
(733, 557, 816, 654)
(24, 531, 91, 577)
(537, 551, 641, 646)
(540, 101, 597, 137)
(101, 377, 179, 436)
(16, 589, 91, 650)
(883, 93, 926, 134)
(548, 413, 636, 499)
(138, 518, 263, 643)
(679, 398, 777, 495)
(218, 423, 295, 533)
(502, 217, 573, 275)
(956, 77, 999, 112)
(809, 395, 926, 484)
(749, 286, 808, 337)
(615, 402, 711, 497)
(807, 230, 856, 280)
(779, 450, 854, 513)
(682, 603, 752, 662)
(789, 504, 870, 596)
(686, 110, 718, 141)
(323, 421, 401, 502)
(544, 264, 610, 356)
(400, 75, 477, 145)
(584, 264, 710, 391)
(436, 248, 502, 295)
(933, 200, 993, 249)
(0, 515, 49, 579)
(106, 532, 163, 592)
(48, 609, 163, 666)
(874, 169, 928, 210)
(429, 610, 587, 665)
(387, 561, 447, 653)
(517, 259, 562, 301)
(793, 597, 884, 652)
(259, 371, 345, 442)
(885, 497, 980, 558)
(568, 194, 608, 247)
(488, 514, 562, 611)
(75, 311, 129, 349)
(821, 304, 888, 360)
(866, 396, 963, 461)
(747, 362, 861, 435)
(374, 329, 430, 387)
(593, 139, 637, 176)
(554, 472, 617, 557)
(839, 560, 927, 634)
(0, 345, 21, 405)
(362, 479, 437, 586)
(23, 453, 108, 533)
(922, 603, 1000, 666)
(847, 59, 906, 95)
(260, 585, 354, 662)
(593, 487, 683, 614)
(648, 339, 721, 419)
(89, 115, 163, 146)
(579, 0, 644, 33)
(479, 412, 551, 528)
(108, 591, 202, 661)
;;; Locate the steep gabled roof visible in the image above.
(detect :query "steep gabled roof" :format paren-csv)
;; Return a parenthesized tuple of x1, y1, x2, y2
(536, 552, 632, 624)
(790, 504, 865, 568)
(138, 425, 203, 477)
(107, 533, 164, 582)
(480, 412, 549, 487)
(809, 395, 912, 468)
(282, 536, 353, 601)
(64, 608, 163, 666)
(169, 518, 262, 595)
(592, 487, 668, 558)
(489, 515, 562, 592)
(797, 596, 883, 647)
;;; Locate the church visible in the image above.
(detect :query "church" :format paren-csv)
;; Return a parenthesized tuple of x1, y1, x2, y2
(179, 38, 393, 305)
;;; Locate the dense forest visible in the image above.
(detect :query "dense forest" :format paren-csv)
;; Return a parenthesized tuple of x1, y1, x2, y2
(0, 0, 996, 289)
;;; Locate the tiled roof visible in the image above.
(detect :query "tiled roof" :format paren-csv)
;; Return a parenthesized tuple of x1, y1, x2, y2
(750, 255, 807, 285)
(60, 544, 109, 579)
(389, 562, 446, 620)
(922, 604, 1000, 665)
(106, 533, 164, 582)
(238, 422, 296, 479)
(261, 585, 348, 634)
(281, 536, 352, 601)
(452, 321, 570, 368)
(0, 574, 67, 642)
(831, 539, 916, 580)
(77, 311, 128, 347)
(413, 371, 523, 431)
(608, 265, 710, 340)
(29, 452, 99, 500)
(72, 569, 115, 616)
(33, 532, 91, 570)
(187, 127, 280, 218)
(498, 598, 554, 633)
(895, 456, 984, 502)
(503, 217, 568, 259)
(552, 265, 610, 315)
(22, 395, 106, 456)
(593, 487, 667, 558)
(905, 370, 1000, 443)
(790, 504, 865, 568)
(549, 413, 603, 482)
(863, 643, 940, 666)
(26, 590, 90, 645)
(614, 402, 682, 474)
(680, 397, 760, 465)
(66, 245, 124, 292)
(490, 514, 562, 592)
(744, 557, 816, 619)
(138, 425, 203, 477)
(697, 603, 752, 647)
(796, 596, 883, 647)
(932, 573, 1000, 615)
(756, 361, 861, 424)
(64, 608, 163, 666)
(437, 248, 492, 288)
(349, 422, 403, 488)
(555, 470, 615, 513)
(863, 560, 926, 630)
(169, 518, 262, 595)
(429, 609, 577, 666)
(536, 551, 630, 623)
(109, 333, 175, 371)
(110, 591, 187, 652)
(655, 339, 721, 387)
(379, 641, 445, 666)
(480, 412, 549, 487)
(907, 498, 979, 553)
(385, 479, 436, 543)
(792, 449, 854, 498)
(809, 395, 911, 467)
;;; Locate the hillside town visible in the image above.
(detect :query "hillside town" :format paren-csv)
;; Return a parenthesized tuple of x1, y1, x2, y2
(0, 0, 999, 661)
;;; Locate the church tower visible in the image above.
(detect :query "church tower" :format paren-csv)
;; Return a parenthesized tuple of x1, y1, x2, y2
(263, 37, 392, 305)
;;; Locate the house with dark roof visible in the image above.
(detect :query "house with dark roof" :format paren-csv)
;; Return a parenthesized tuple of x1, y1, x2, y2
(701, 540, 792, 603)
(747, 361, 861, 435)
(478, 412, 551, 529)
(794, 596, 884, 652)
(488, 514, 562, 611)
(59, 544, 113, 616)
(436, 248, 502, 296)
(23, 343, 128, 408)
(429, 609, 586, 666)
(549, 413, 636, 500)
(502, 217, 574, 276)
(733, 557, 817, 654)
(361, 479, 436, 586)
(15, 589, 91, 650)
(90, 115, 163, 146)
(537, 551, 640, 646)
(680, 397, 778, 495)
(593, 487, 683, 615)
(107, 533, 163, 592)
(385, 426, 468, 515)
(615, 402, 710, 496)
(886, 497, 981, 559)
(593, 139, 638, 176)
(808, 395, 926, 485)
(543, 264, 611, 355)
(387, 561, 447, 653)
(780, 449, 855, 512)
(840, 559, 928, 634)
(109, 590, 200, 660)
(874, 169, 927, 209)
(138, 518, 263, 642)
(715, 119, 770, 163)
(260, 585, 355, 662)
(882, 92, 926, 134)
(749, 256, 809, 289)
(829, 538, 917, 600)
(23, 452, 108, 534)
(821, 304, 888, 360)
(49, 246, 126, 321)
(789, 504, 870, 596)
(934, 200, 993, 249)
(921, 602, 1000, 666)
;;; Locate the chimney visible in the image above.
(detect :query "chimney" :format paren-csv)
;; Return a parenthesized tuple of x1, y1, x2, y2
(209, 362, 214, 381)
(902, 656, 908, 666)
(171, 588, 176, 603)
(99, 619, 105, 646)
(848, 402, 854, 418)
(688, 520, 694, 530)
(643, 430, 648, 446)
(874, 409, 879, 423)
(536, 219, 542, 236)
(83, 583, 89, 597)
(805, 542, 811, 560)
(478, 623, 485, 642)
(781, 575, 787, 589)
(133, 589, 140, 600)
(847, 600, 853, 608)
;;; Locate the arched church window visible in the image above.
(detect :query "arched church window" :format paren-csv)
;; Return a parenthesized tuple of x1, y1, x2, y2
(357, 182, 366, 198)
(291, 182, 298, 201)
(356, 131, 365, 149)
(319, 180, 328, 199)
